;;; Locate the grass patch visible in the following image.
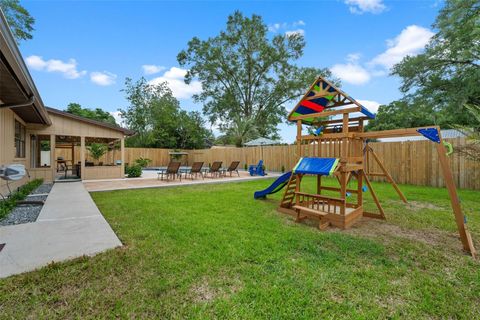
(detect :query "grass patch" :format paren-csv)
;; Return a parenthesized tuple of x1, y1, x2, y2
(0, 178, 479, 318)
(0, 178, 43, 220)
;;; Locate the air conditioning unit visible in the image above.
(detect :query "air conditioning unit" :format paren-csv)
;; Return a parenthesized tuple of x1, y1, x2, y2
(0, 164, 27, 181)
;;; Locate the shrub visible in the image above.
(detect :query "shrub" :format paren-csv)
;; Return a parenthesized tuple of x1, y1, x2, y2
(244, 163, 248, 171)
(0, 178, 43, 220)
(135, 157, 152, 168)
(126, 164, 142, 178)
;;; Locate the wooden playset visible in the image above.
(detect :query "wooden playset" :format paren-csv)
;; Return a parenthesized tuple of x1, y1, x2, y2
(274, 76, 476, 257)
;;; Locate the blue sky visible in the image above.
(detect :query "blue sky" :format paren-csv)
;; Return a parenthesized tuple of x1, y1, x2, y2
(19, 0, 442, 142)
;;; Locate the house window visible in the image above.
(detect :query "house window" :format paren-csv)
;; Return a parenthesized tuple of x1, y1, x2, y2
(15, 120, 26, 158)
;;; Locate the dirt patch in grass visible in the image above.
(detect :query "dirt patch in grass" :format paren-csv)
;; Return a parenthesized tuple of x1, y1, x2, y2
(389, 200, 444, 211)
(331, 219, 463, 253)
(190, 274, 243, 303)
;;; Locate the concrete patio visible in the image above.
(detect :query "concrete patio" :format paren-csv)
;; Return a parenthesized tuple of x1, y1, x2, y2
(83, 170, 281, 192)
(0, 182, 122, 278)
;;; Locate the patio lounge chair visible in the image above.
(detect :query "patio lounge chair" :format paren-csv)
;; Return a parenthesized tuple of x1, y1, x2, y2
(185, 161, 204, 180)
(249, 160, 265, 176)
(208, 161, 223, 178)
(158, 161, 181, 181)
(223, 160, 240, 177)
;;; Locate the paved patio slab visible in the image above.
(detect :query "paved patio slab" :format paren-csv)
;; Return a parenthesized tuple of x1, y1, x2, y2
(84, 171, 281, 192)
(0, 182, 121, 278)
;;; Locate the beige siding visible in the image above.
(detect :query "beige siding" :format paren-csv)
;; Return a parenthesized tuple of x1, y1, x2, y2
(0, 108, 30, 195)
(83, 166, 123, 180)
(28, 113, 124, 139)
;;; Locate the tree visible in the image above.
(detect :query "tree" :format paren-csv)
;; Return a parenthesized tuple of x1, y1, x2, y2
(66, 103, 118, 126)
(0, 0, 35, 43)
(455, 104, 480, 162)
(177, 11, 335, 140)
(366, 100, 439, 131)
(392, 0, 480, 127)
(226, 116, 259, 147)
(120, 77, 212, 149)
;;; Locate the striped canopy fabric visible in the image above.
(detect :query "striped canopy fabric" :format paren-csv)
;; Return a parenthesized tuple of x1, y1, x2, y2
(288, 76, 375, 125)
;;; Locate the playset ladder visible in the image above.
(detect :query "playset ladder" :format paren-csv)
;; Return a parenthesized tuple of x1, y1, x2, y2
(280, 174, 298, 208)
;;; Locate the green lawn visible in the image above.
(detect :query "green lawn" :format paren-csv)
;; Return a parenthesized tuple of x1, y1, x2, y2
(1, 178, 479, 319)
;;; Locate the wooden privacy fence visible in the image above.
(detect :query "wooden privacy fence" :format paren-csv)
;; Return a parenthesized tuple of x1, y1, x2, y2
(56, 138, 479, 189)
(190, 137, 480, 190)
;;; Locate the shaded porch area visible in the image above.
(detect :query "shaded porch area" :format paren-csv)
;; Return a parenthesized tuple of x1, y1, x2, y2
(28, 133, 126, 182)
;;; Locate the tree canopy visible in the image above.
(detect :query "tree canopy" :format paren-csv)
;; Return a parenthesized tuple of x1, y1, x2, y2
(178, 11, 335, 141)
(366, 100, 438, 131)
(119, 77, 213, 149)
(0, 0, 35, 43)
(390, 0, 480, 128)
(66, 103, 118, 126)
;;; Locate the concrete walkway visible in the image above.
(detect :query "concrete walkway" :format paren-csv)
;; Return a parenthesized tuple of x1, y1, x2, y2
(0, 182, 122, 278)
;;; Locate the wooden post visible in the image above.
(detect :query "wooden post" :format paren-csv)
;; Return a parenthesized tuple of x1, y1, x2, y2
(71, 141, 74, 167)
(121, 137, 125, 179)
(317, 175, 321, 195)
(296, 120, 302, 160)
(357, 120, 364, 209)
(362, 171, 386, 219)
(80, 136, 85, 180)
(339, 113, 349, 215)
(436, 140, 476, 256)
(50, 134, 56, 181)
(368, 146, 408, 203)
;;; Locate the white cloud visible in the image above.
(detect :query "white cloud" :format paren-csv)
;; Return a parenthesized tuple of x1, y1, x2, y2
(285, 29, 305, 37)
(25, 55, 87, 79)
(142, 64, 166, 75)
(149, 67, 202, 99)
(268, 23, 284, 32)
(293, 20, 305, 27)
(90, 71, 117, 86)
(370, 25, 434, 69)
(345, 0, 386, 14)
(357, 99, 381, 114)
(331, 62, 371, 85)
(109, 111, 125, 126)
(269, 21, 306, 37)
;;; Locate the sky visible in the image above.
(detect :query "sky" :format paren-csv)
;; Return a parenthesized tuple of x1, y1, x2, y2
(18, 0, 442, 143)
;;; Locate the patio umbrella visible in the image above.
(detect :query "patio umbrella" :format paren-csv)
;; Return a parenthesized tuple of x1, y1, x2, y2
(244, 137, 281, 160)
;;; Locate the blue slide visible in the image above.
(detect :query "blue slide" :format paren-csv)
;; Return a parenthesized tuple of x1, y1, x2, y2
(254, 171, 292, 199)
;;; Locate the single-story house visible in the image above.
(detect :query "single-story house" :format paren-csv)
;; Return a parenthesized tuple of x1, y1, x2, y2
(0, 11, 133, 195)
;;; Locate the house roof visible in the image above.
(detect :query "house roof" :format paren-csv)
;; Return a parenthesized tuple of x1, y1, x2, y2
(46, 107, 135, 136)
(0, 9, 51, 125)
(244, 137, 282, 146)
(287, 76, 375, 125)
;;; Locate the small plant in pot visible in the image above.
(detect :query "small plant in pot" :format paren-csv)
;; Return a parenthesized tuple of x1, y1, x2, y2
(281, 165, 285, 173)
(86, 143, 107, 165)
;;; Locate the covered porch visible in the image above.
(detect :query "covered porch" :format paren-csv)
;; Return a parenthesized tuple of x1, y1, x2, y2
(27, 108, 132, 182)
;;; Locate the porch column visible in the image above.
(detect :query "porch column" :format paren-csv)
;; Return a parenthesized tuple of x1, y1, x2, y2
(121, 137, 125, 178)
(50, 134, 56, 181)
(80, 136, 85, 180)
